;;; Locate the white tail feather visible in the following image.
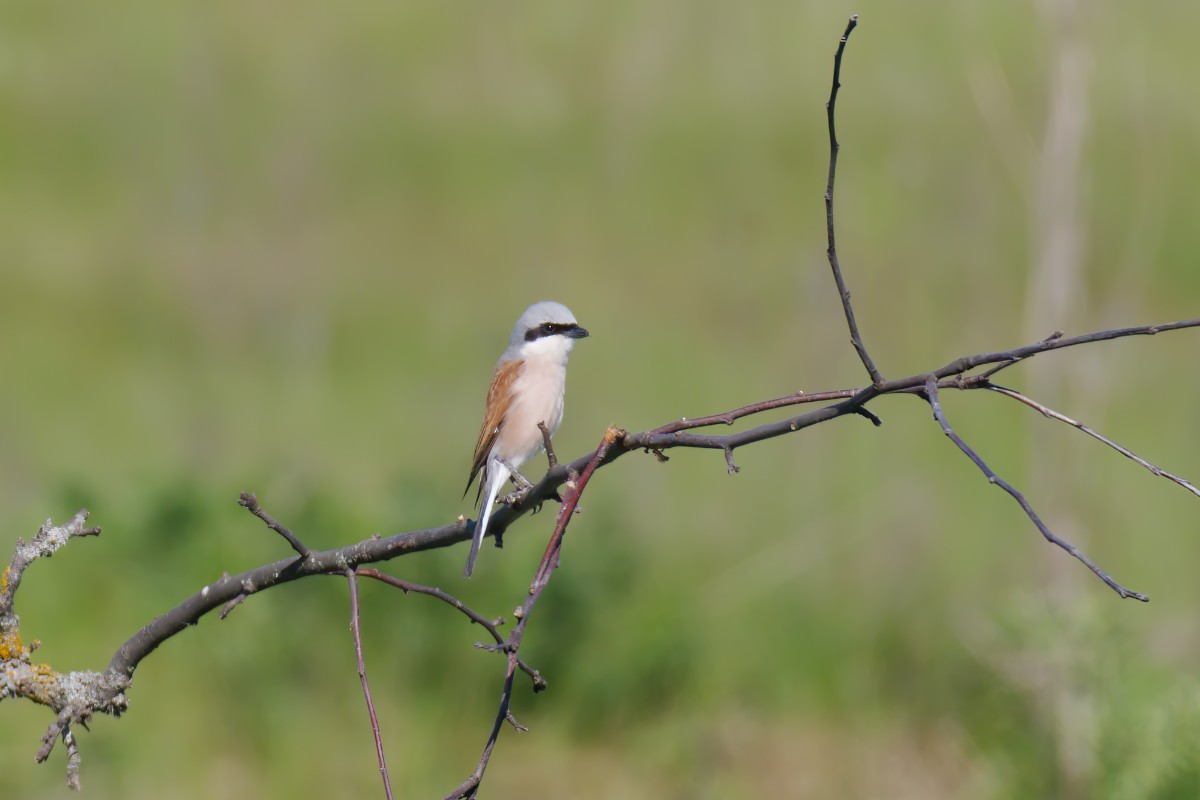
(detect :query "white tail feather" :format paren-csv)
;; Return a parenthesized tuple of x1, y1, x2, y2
(464, 462, 509, 577)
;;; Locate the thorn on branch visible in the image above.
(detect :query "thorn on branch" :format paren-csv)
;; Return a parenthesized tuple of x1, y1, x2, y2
(537, 421, 557, 468)
(854, 407, 883, 427)
(238, 492, 310, 559)
(724, 447, 741, 475)
(218, 593, 247, 620)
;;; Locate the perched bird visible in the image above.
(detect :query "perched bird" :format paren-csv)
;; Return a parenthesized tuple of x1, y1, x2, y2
(463, 301, 589, 577)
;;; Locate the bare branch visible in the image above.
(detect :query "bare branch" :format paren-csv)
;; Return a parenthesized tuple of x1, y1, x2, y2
(984, 383, 1200, 500)
(923, 376, 1147, 601)
(446, 427, 622, 800)
(239, 491, 310, 559)
(1, 510, 99, 634)
(825, 15, 883, 388)
(346, 570, 394, 800)
(356, 568, 546, 691)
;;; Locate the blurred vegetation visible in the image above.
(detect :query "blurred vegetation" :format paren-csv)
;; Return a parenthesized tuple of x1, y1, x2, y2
(2, 2, 1199, 798)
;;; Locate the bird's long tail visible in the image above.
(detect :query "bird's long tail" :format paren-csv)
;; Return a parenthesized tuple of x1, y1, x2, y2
(465, 462, 509, 577)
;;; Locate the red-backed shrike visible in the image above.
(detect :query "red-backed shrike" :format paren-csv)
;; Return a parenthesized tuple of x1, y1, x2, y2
(463, 301, 589, 577)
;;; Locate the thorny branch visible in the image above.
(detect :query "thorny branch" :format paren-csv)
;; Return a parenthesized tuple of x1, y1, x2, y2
(3, 13, 1198, 796)
(355, 568, 546, 691)
(445, 427, 621, 800)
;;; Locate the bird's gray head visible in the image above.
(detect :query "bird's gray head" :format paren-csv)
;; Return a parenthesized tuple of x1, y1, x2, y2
(503, 300, 589, 361)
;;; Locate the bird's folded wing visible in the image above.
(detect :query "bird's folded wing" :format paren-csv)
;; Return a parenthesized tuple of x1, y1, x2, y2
(464, 358, 524, 503)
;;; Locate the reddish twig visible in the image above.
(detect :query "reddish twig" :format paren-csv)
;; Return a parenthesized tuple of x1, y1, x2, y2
(445, 427, 622, 800)
(924, 375, 1147, 601)
(355, 568, 546, 691)
(652, 389, 858, 434)
(984, 383, 1200, 499)
(346, 569, 394, 800)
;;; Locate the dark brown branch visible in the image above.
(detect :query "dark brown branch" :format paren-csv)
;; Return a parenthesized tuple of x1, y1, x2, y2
(984, 384, 1200, 499)
(20, 319, 1189, 712)
(652, 389, 858, 434)
(346, 570, 394, 800)
(239, 491, 310, 558)
(7, 315, 1167, 791)
(356, 568, 546, 691)
(446, 427, 621, 800)
(8, 11, 1200, 787)
(923, 376, 1148, 602)
(825, 15, 883, 388)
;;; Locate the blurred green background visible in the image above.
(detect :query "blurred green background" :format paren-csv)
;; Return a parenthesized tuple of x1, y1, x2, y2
(3, 1, 1199, 798)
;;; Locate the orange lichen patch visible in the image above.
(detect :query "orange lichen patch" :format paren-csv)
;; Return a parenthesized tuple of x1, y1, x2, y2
(26, 662, 60, 705)
(3, 659, 61, 707)
(1, 564, 10, 593)
(0, 629, 29, 661)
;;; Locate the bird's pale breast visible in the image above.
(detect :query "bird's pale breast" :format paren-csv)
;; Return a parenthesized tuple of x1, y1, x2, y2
(495, 358, 567, 469)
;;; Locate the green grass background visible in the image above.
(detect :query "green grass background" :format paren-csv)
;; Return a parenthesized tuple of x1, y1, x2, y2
(2, 2, 1199, 798)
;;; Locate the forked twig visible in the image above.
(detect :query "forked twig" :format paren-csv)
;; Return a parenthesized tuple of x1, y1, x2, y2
(924, 376, 1147, 601)
(445, 427, 622, 800)
(356, 568, 546, 691)
(984, 383, 1200, 499)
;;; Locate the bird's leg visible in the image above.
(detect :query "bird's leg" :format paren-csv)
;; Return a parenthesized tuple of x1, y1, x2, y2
(498, 458, 535, 508)
(498, 458, 534, 490)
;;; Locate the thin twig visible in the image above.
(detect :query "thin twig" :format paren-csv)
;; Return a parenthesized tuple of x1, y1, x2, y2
(923, 376, 1147, 601)
(652, 389, 857, 434)
(218, 593, 247, 620)
(356, 568, 546, 691)
(445, 427, 621, 800)
(537, 421, 558, 468)
(346, 570, 394, 800)
(825, 15, 883, 388)
(238, 492, 310, 558)
(2, 510, 99, 631)
(984, 384, 1200, 499)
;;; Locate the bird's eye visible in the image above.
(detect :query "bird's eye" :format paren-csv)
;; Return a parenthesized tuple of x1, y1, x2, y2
(542, 323, 555, 333)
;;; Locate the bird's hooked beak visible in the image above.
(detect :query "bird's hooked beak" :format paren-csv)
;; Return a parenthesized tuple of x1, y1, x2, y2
(565, 324, 590, 339)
